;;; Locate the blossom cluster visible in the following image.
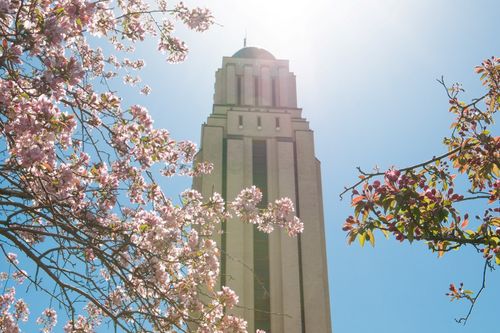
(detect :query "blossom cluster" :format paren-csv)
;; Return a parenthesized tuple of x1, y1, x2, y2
(343, 57, 499, 264)
(0, 288, 29, 333)
(0, 0, 299, 332)
(231, 186, 304, 236)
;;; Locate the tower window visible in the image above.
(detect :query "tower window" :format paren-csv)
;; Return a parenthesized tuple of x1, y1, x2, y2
(271, 77, 276, 107)
(237, 76, 242, 105)
(257, 116, 262, 129)
(254, 77, 259, 106)
(252, 140, 270, 331)
(238, 115, 243, 128)
(275, 117, 280, 130)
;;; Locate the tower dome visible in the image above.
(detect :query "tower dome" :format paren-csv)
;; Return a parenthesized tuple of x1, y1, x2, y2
(232, 47, 275, 60)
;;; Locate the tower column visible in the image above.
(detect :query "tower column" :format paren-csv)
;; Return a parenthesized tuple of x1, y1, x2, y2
(214, 69, 224, 104)
(260, 66, 271, 107)
(278, 67, 289, 107)
(295, 130, 332, 333)
(243, 65, 254, 105)
(198, 125, 224, 256)
(277, 140, 302, 333)
(266, 138, 284, 333)
(226, 64, 236, 104)
(225, 137, 255, 327)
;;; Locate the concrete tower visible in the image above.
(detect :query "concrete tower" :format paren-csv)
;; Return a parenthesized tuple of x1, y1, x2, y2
(193, 47, 331, 333)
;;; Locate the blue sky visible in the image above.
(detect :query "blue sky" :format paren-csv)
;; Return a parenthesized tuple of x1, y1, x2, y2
(3, 0, 498, 332)
(132, 0, 499, 332)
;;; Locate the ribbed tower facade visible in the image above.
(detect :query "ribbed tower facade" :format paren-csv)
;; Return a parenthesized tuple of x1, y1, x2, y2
(193, 47, 331, 333)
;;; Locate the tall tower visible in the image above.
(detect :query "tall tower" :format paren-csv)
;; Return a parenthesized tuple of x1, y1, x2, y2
(194, 47, 331, 333)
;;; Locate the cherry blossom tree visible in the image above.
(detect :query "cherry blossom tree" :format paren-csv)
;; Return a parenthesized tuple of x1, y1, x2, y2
(342, 57, 499, 324)
(0, 1, 302, 332)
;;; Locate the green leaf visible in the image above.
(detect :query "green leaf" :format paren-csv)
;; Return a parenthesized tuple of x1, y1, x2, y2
(492, 163, 500, 177)
(54, 7, 65, 15)
(354, 204, 363, 218)
(366, 229, 375, 247)
(358, 233, 366, 247)
(362, 208, 369, 222)
(381, 229, 389, 239)
(465, 230, 475, 236)
(407, 224, 415, 243)
(382, 199, 391, 213)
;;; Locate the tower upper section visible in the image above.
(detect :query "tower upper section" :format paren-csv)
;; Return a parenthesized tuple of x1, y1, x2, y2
(195, 47, 332, 333)
(213, 47, 298, 109)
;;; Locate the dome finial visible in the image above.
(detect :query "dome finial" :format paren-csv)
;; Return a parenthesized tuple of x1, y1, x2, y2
(243, 29, 247, 47)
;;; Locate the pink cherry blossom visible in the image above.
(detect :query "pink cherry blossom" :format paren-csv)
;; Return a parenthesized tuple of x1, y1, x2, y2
(37, 308, 57, 333)
(0, 1, 300, 332)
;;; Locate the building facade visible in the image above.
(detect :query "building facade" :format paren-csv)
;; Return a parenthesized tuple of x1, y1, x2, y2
(193, 47, 331, 332)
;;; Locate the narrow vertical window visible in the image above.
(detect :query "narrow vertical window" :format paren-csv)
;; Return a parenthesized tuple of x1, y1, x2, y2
(257, 116, 262, 129)
(275, 117, 280, 130)
(238, 115, 243, 128)
(271, 78, 276, 107)
(254, 77, 259, 106)
(237, 76, 242, 105)
(252, 140, 270, 332)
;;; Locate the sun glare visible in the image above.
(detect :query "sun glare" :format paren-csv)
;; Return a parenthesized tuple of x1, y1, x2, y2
(241, 0, 316, 56)
(209, 0, 421, 62)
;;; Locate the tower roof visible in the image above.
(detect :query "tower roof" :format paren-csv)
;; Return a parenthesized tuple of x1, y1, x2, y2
(232, 47, 275, 60)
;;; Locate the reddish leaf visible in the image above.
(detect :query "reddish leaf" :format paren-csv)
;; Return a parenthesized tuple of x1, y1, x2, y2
(438, 242, 445, 258)
(351, 195, 365, 206)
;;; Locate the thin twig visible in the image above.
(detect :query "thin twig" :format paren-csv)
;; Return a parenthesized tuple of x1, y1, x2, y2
(455, 259, 491, 325)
